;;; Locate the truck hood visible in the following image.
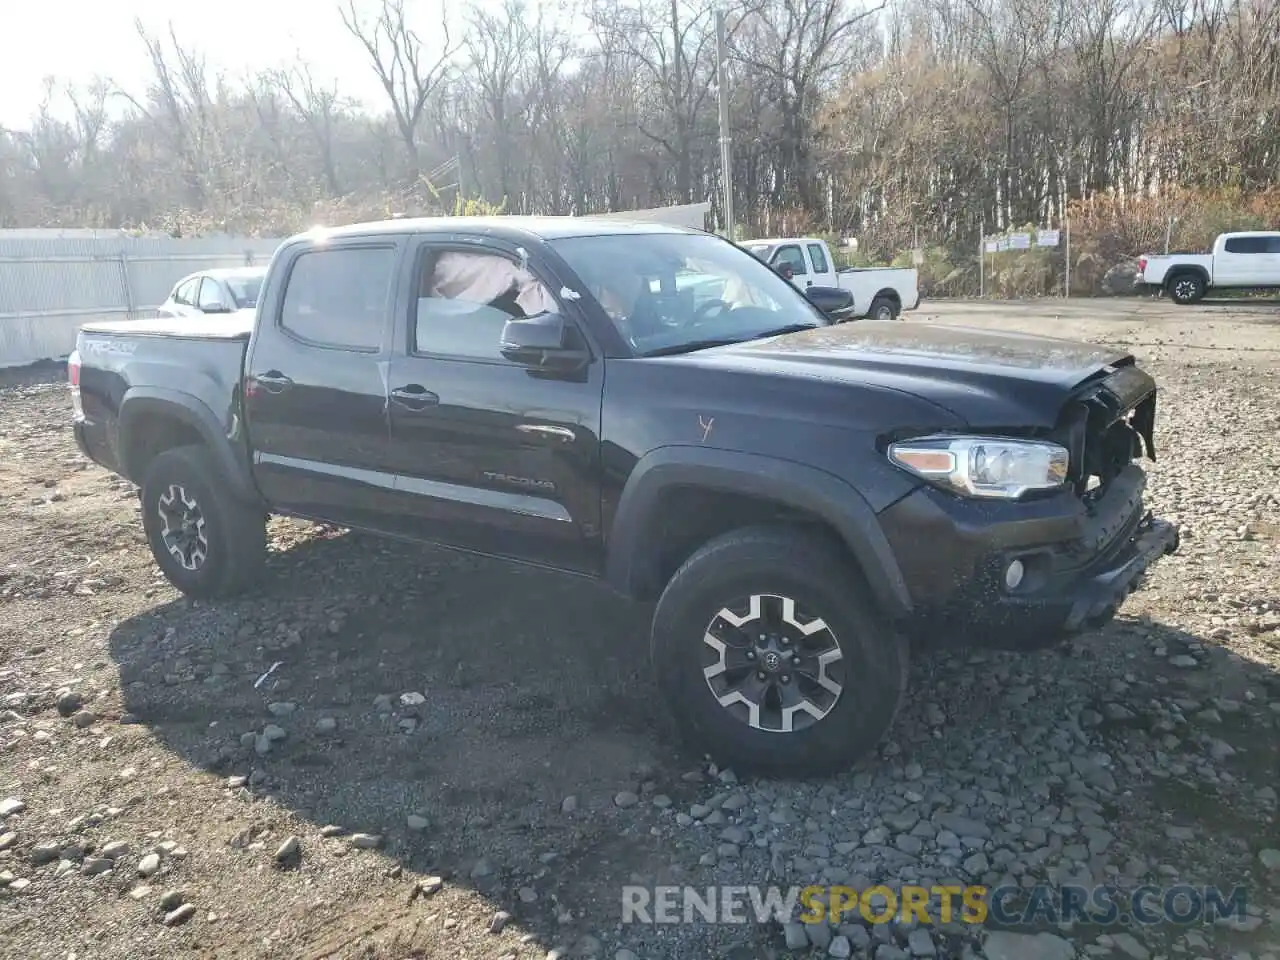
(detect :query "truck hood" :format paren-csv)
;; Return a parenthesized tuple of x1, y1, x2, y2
(688, 320, 1136, 426)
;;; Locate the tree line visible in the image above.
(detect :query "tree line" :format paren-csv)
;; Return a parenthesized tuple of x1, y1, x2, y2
(1, 0, 1277, 290)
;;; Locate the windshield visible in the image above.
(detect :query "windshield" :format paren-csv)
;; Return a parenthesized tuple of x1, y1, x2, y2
(225, 273, 265, 308)
(549, 232, 826, 356)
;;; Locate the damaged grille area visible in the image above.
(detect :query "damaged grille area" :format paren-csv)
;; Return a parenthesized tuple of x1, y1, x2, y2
(1053, 364, 1158, 502)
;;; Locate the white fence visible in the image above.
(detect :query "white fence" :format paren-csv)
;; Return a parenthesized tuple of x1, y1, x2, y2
(0, 230, 282, 368)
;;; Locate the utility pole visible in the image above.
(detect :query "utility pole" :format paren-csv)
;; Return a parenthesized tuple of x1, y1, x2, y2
(979, 220, 984, 298)
(1065, 219, 1071, 297)
(715, 10, 735, 241)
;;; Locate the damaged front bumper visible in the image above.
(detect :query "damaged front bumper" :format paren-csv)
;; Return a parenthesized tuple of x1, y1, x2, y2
(879, 464, 1180, 647)
(1061, 512, 1179, 631)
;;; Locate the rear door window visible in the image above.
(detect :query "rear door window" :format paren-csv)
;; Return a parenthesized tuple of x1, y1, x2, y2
(279, 246, 396, 351)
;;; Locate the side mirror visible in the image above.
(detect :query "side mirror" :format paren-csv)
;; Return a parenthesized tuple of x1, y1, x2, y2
(804, 285, 855, 320)
(200, 302, 232, 314)
(499, 313, 587, 369)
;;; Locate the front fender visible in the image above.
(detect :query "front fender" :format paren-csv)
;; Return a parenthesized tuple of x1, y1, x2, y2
(118, 387, 260, 504)
(604, 446, 913, 619)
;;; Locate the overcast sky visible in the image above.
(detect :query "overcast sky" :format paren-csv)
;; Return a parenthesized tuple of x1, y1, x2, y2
(0, 0, 432, 128)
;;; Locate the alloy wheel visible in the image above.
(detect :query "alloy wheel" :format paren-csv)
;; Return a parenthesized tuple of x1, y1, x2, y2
(700, 593, 845, 733)
(157, 483, 209, 571)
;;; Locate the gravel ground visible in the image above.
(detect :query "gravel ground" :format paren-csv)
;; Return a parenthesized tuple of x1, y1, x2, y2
(1, 297, 1278, 960)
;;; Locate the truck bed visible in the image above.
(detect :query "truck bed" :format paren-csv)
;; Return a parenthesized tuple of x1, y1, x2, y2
(79, 313, 255, 340)
(73, 319, 251, 479)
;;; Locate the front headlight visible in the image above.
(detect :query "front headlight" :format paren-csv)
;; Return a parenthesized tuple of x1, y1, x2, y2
(888, 435, 1069, 499)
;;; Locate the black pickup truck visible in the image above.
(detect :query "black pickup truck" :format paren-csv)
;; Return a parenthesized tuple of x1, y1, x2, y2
(69, 217, 1179, 776)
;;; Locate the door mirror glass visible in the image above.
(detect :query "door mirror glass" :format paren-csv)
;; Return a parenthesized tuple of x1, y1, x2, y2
(499, 312, 586, 368)
(804, 285, 854, 319)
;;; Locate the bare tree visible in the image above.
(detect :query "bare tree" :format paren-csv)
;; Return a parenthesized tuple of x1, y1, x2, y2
(1, 0, 1278, 283)
(464, 0, 533, 202)
(275, 63, 346, 195)
(732, 0, 885, 209)
(589, 0, 725, 201)
(1069, 0, 1158, 193)
(122, 20, 219, 207)
(340, 0, 458, 180)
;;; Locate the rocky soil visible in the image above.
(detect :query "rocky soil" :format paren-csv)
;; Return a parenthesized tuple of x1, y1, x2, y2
(1, 298, 1278, 960)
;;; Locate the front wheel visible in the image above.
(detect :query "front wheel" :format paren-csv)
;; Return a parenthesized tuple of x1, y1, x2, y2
(1167, 273, 1206, 305)
(868, 296, 899, 321)
(140, 445, 266, 600)
(650, 526, 909, 778)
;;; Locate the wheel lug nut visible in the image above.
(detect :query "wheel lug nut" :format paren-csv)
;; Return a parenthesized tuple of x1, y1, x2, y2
(781, 675, 791, 684)
(756, 672, 766, 681)
(746, 651, 755, 659)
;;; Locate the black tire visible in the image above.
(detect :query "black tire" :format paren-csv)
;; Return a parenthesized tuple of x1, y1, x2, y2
(1166, 273, 1205, 305)
(140, 444, 266, 600)
(650, 525, 909, 778)
(868, 296, 899, 321)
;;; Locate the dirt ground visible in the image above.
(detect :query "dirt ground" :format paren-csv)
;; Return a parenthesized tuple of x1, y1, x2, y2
(1, 296, 1278, 960)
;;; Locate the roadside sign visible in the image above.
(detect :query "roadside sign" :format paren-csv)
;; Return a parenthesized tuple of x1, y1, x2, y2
(997, 239, 1011, 252)
(984, 240, 998, 253)
(1008, 233, 1031, 250)
(1037, 229, 1060, 247)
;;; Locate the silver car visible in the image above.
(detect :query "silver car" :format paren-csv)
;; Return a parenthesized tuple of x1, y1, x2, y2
(157, 267, 267, 318)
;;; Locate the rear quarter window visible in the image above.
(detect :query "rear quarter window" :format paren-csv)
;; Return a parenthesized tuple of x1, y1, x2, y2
(1223, 236, 1270, 254)
(173, 279, 199, 305)
(279, 246, 396, 351)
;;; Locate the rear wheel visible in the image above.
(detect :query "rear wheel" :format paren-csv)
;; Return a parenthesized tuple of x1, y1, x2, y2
(869, 296, 899, 321)
(140, 445, 266, 599)
(650, 526, 909, 777)
(1167, 273, 1205, 305)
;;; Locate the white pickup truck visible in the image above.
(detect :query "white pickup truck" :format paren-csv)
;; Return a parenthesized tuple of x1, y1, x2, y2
(741, 237, 920, 321)
(1137, 231, 1280, 304)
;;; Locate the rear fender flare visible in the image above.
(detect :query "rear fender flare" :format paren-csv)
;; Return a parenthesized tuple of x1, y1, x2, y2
(117, 387, 259, 504)
(604, 446, 913, 619)
(1164, 265, 1209, 287)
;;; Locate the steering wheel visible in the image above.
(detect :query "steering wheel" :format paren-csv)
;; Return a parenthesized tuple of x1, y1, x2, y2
(691, 299, 732, 326)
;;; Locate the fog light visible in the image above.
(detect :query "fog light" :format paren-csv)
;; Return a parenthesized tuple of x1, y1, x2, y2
(1004, 559, 1025, 591)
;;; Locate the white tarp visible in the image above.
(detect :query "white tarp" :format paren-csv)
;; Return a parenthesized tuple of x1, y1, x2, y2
(591, 202, 710, 229)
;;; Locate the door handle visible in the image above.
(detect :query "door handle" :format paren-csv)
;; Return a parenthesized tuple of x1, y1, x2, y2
(254, 371, 293, 394)
(390, 384, 439, 410)
(806, 280, 813, 287)
(516, 424, 576, 443)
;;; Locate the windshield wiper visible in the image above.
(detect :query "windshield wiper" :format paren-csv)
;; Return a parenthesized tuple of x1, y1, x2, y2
(750, 322, 822, 339)
(641, 323, 819, 357)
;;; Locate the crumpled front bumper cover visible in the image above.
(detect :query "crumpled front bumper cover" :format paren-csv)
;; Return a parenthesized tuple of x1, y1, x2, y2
(878, 473, 1180, 646)
(1062, 513, 1179, 631)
